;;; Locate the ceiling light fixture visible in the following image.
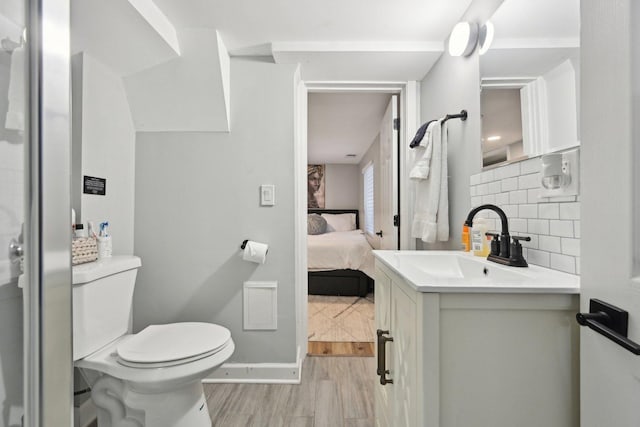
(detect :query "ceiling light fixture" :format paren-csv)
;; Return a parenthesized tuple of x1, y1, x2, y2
(487, 135, 502, 141)
(478, 21, 494, 55)
(448, 22, 479, 57)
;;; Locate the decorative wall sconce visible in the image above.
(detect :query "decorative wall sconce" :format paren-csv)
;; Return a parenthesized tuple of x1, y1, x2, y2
(448, 22, 479, 57)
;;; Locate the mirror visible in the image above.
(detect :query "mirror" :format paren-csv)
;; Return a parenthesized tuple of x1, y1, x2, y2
(480, 0, 580, 168)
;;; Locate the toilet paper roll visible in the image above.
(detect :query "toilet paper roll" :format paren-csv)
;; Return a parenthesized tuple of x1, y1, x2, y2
(242, 241, 269, 264)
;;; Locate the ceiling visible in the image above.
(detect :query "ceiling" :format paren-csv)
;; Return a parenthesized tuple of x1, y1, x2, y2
(307, 93, 391, 164)
(149, 0, 474, 162)
(152, 0, 472, 51)
(69, 0, 580, 164)
(153, 0, 473, 81)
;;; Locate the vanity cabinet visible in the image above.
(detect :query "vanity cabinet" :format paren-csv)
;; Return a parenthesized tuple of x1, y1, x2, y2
(374, 261, 579, 427)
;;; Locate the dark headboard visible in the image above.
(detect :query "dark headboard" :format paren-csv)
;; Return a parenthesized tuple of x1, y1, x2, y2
(308, 209, 359, 230)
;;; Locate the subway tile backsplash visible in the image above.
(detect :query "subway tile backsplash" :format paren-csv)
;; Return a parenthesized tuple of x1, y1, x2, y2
(470, 157, 580, 275)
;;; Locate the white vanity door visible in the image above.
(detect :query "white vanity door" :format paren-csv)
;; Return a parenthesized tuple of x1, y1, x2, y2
(580, 1, 640, 426)
(374, 268, 392, 427)
(390, 282, 417, 427)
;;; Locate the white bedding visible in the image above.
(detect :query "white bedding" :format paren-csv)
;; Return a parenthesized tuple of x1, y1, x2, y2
(307, 230, 374, 279)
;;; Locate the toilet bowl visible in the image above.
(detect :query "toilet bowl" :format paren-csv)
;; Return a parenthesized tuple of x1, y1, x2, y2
(73, 256, 234, 427)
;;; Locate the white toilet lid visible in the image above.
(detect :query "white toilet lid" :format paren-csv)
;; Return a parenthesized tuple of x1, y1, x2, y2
(116, 322, 231, 364)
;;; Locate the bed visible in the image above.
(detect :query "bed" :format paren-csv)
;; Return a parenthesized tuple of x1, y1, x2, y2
(307, 209, 375, 297)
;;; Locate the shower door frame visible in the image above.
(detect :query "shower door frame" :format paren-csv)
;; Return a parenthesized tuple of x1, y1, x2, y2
(23, 0, 73, 425)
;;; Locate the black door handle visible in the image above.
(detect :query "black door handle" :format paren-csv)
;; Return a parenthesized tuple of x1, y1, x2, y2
(376, 230, 383, 237)
(577, 299, 640, 355)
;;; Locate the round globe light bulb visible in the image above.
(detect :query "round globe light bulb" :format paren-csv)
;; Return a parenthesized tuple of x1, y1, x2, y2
(448, 22, 479, 57)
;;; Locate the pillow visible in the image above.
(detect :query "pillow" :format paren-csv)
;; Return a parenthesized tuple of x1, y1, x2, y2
(321, 213, 356, 232)
(307, 214, 327, 235)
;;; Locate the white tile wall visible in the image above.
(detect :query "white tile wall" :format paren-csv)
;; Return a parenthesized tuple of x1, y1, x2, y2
(469, 158, 580, 274)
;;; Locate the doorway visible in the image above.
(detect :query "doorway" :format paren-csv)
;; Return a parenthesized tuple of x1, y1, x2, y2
(301, 85, 407, 357)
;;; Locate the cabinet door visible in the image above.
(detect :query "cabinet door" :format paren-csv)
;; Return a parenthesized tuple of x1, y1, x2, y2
(374, 268, 393, 427)
(391, 282, 417, 426)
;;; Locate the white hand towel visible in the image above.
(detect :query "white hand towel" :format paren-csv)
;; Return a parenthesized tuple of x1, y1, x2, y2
(410, 119, 449, 243)
(5, 46, 25, 131)
(409, 121, 438, 180)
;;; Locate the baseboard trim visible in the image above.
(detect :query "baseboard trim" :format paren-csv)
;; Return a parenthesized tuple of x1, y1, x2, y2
(203, 346, 303, 384)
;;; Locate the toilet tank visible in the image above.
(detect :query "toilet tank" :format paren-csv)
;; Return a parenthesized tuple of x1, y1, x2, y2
(72, 255, 142, 361)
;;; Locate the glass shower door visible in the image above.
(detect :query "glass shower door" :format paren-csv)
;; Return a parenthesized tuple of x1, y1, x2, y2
(1, 0, 72, 425)
(0, 2, 27, 425)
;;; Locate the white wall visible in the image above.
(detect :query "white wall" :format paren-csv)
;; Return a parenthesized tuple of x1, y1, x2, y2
(123, 29, 230, 132)
(417, 48, 481, 250)
(134, 58, 298, 364)
(78, 53, 136, 255)
(416, 0, 503, 250)
(544, 59, 579, 151)
(324, 164, 359, 209)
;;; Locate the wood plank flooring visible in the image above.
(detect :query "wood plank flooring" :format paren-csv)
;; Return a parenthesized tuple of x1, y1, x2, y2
(307, 341, 374, 357)
(203, 356, 375, 427)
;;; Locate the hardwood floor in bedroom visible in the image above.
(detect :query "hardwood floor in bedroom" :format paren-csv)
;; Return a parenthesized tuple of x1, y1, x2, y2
(204, 356, 375, 427)
(308, 341, 374, 356)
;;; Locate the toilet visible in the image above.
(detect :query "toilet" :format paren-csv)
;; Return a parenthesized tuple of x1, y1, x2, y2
(72, 255, 234, 427)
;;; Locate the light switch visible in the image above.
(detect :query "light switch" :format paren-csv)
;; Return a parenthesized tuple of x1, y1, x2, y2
(261, 185, 275, 206)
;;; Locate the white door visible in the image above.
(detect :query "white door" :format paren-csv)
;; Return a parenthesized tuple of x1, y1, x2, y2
(580, 1, 640, 425)
(378, 95, 398, 250)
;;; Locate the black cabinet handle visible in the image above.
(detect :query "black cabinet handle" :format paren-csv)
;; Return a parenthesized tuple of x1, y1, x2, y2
(376, 329, 393, 385)
(577, 299, 640, 355)
(376, 230, 384, 237)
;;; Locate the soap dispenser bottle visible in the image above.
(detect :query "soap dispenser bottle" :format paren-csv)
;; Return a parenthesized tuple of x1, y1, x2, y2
(461, 224, 471, 252)
(471, 218, 490, 257)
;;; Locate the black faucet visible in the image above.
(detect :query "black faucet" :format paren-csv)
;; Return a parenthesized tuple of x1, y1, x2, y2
(464, 204, 530, 267)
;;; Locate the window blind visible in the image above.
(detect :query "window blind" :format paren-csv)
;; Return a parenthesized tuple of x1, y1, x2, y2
(363, 164, 374, 235)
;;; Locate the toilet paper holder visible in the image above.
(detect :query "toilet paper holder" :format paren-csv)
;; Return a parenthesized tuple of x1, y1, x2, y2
(240, 240, 249, 250)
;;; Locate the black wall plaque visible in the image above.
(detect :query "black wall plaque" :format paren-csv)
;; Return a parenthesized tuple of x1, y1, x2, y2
(83, 175, 106, 195)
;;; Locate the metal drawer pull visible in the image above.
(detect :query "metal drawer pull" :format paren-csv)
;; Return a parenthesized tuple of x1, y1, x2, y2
(376, 329, 394, 385)
(576, 299, 640, 355)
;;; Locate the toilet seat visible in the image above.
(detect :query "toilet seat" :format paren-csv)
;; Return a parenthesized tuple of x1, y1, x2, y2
(116, 322, 231, 368)
(75, 324, 235, 390)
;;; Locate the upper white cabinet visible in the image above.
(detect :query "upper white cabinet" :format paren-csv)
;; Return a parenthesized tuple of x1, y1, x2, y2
(374, 260, 579, 427)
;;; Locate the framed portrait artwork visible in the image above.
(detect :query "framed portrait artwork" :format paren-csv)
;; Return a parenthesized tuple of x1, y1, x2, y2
(307, 164, 325, 208)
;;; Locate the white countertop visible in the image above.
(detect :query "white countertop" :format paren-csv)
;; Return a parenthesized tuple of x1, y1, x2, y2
(373, 250, 580, 294)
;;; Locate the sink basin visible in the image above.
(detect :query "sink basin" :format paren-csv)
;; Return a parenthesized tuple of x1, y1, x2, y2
(373, 250, 579, 293)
